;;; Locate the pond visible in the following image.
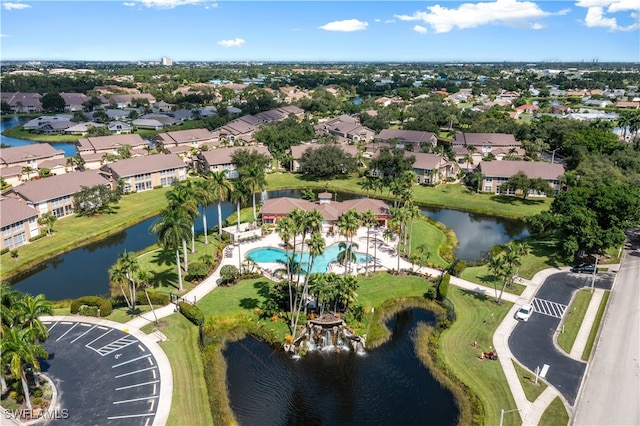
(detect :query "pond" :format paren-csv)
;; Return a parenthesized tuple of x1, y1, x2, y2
(223, 308, 458, 425)
(11, 189, 528, 300)
(1, 116, 78, 157)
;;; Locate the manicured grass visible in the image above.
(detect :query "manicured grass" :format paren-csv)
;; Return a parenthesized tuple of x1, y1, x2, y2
(407, 217, 450, 267)
(557, 290, 593, 354)
(196, 277, 271, 317)
(582, 291, 610, 361)
(459, 267, 526, 296)
(438, 287, 519, 426)
(266, 173, 552, 220)
(141, 314, 214, 426)
(511, 359, 548, 402)
(2, 187, 172, 279)
(538, 396, 569, 426)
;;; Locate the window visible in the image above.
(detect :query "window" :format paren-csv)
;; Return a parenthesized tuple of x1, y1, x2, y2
(484, 185, 492, 192)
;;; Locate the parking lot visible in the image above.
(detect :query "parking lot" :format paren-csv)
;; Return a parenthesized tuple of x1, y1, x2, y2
(41, 321, 165, 425)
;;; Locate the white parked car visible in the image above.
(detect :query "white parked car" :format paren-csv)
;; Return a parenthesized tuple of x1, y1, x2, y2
(515, 304, 534, 322)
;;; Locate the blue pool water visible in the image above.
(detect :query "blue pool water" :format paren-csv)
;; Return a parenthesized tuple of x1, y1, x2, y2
(247, 243, 371, 274)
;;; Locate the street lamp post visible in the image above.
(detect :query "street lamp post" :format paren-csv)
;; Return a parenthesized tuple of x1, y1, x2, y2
(551, 148, 559, 164)
(499, 408, 522, 426)
(590, 254, 600, 293)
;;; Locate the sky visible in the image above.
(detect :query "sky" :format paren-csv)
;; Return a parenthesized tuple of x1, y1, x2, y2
(1, 0, 639, 63)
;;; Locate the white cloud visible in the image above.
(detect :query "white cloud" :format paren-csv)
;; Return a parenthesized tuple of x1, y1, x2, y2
(123, 2, 136, 6)
(375, 18, 381, 23)
(394, 0, 557, 33)
(0, 34, 11, 38)
(3, 2, 31, 10)
(531, 22, 546, 29)
(575, 0, 640, 31)
(384, 19, 396, 24)
(133, 0, 216, 9)
(413, 25, 428, 34)
(319, 19, 368, 32)
(217, 38, 245, 47)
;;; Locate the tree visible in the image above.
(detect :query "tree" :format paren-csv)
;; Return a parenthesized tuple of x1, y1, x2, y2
(337, 241, 359, 276)
(21, 166, 34, 180)
(37, 212, 57, 236)
(208, 171, 233, 236)
(150, 207, 193, 291)
(73, 184, 120, 216)
(368, 147, 415, 178)
(192, 178, 215, 245)
(41, 92, 65, 113)
(13, 294, 53, 343)
(292, 232, 325, 339)
(360, 209, 378, 276)
(298, 145, 357, 179)
(499, 171, 553, 199)
(166, 181, 199, 255)
(240, 163, 266, 224)
(109, 251, 141, 312)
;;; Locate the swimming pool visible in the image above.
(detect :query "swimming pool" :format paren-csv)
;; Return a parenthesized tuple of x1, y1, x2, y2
(247, 243, 372, 274)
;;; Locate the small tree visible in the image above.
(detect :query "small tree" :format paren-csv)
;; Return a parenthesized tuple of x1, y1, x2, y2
(220, 265, 239, 285)
(37, 212, 57, 236)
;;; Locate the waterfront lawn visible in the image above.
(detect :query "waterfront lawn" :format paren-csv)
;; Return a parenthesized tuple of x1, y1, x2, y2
(557, 290, 592, 353)
(141, 314, 215, 426)
(407, 218, 449, 268)
(266, 173, 551, 219)
(2, 187, 171, 278)
(438, 287, 519, 426)
(512, 359, 548, 402)
(538, 396, 569, 426)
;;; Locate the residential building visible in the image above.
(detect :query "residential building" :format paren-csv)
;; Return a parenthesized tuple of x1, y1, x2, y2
(0, 92, 42, 113)
(76, 134, 149, 155)
(101, 154, 187, 193)
(152, 128, 215, 149)
(452, 132, 524, 166)
(0, 144, 65, 171)
(60, 92, 90, 112)
(316, 115, 374, 143)
(375, 129, 437, 151)
(198, 146, 272, 178)
(1, 197, 40, 250)
(5, 170, 111, 218)
(412, 153, 460, 185)
(478, 160, 564, 196)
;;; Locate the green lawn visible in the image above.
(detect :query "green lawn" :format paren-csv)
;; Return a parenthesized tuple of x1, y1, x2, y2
(512, 359, 548, 402)
(582, 291, 610, 361)
(141, 314, 214, 426)
(197, 277, 272, 317)
(439, 287, 519, 426)
(557, 290, 593, 353)
(538, 396, 569, 426)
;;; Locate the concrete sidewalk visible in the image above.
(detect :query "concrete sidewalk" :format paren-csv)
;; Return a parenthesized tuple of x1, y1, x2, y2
(569, 289, 604, 359)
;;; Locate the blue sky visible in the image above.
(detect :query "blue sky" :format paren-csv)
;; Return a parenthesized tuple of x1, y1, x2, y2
(1, 0, 638, 62)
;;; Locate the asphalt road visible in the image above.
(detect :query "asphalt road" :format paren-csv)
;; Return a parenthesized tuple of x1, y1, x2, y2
(573, 231, 640, 425)
(40, 321, 162, 425)
(509, 272, 613, 406)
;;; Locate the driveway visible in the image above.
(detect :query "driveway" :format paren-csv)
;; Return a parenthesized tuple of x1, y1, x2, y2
(509, 271, 614, 405)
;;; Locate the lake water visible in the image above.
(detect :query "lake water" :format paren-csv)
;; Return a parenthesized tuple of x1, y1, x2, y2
(223, 308, 458, 425)
(1, 116, 78, 156)
(11, 189, 527, 300)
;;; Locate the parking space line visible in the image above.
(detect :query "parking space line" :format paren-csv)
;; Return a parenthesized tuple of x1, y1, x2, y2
(55, 322, 79, 341)
(45, 321, 57, 332)
(115, 380, 159, 391)
(113, 395, 159, 405)
(107, 413, 155, 420)
(114, 366, 158, 379)
(85, 329, 113, 347)
(95, 336, 138, 356)
(70, 324, 97, 344)
(112, 353, 152, 368)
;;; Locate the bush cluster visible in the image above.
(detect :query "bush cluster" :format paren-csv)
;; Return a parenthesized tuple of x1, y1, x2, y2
(1, 247, 9, 255)
(178, 301, 204, 326)
(136, 291, 169, 306)
(70, 296, 112, 316)
(185, 262, 209, 281)
(29, 233, 47, 242)
(437, 273, 450, 300)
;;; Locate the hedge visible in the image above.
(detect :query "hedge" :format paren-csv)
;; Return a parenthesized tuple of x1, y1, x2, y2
(438, 273, 451, 300)
(179, 301, 204, 326)
(70, 296, 112, 317)
(136, 291, 169, 306)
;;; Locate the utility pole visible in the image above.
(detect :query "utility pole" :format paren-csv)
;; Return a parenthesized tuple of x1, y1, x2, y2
(551, 148, 559, 164)
(499, 408, 522, 426)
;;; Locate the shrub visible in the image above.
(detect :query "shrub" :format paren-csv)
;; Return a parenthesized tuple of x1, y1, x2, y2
(185, 262, 209, 281)
(79, 305, 99, 316)
(1, 247, 9, 255)
(29, 233, 47, 242)
(178, 301, 204, 326)
(437, 273, 450, 300)
(425, 286, 437, 300)
(136, 291, 169, 306)
(450, 260, 466, 277)
(33, 387, 43, 398)
(33, 397, 43, 406)
(220, 265, 239, 285)
(70, 296, 112, 316)
(10, 249, 18, 258)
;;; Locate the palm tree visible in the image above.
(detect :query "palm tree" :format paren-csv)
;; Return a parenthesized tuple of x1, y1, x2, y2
(415, 243, 432, 273)
(13, 294, 52, 343)
(276, 216, 296, 319)
(405, 203, 421, 258)
(37, 212, 57, 236)
(338, 275, 359, 312)
(230, 178, 249, 233)
(292, 232, 325, 338)
(166, 181, 199, 255)
(192, 178, 215, 245)
(1, 328, 48, 410)
(150, 207, 192, 292)
(358, 177, 375, 197)
(388, 179, 404, 208)
(21, 166, 34, 180)
(337, 241, 359, 276)
(136, 269, 158, 326)
(208, 170, 233, 237)
(360, 209, 378, 276)
(109, 251, 140, 312)
(241, 163, 267, 224)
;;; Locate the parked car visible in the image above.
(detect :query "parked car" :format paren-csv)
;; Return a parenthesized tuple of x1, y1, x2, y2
(571, 263, 598, 273)
(515, 304, 534, 322)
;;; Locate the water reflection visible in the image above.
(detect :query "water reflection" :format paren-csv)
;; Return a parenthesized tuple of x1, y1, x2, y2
(223, 308, 458, 426)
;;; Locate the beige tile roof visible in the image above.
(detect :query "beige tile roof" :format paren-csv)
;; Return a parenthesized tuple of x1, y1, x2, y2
(0, 144, 65, 166)
(76, 134, 148, 152)
(260, 197, 390, 220)
(479, 160, 565, 179)
(8, 170, 111, 203)
(412, 153, 445, 170)
(376, 129, 436, 144)
(453, 132, 520, 147)
(0, 197, 39, 228)
(152, 128, 214, 146)
(105, 154, 186, 178)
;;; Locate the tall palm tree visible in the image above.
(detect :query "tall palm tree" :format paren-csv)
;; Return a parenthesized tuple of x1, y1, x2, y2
(166, 181, 199, 254)
(302, 209, 324, 251)
(14, 294, 53, 343)
(1, 328, 48, 410)
(360, 209, 378, 276)
(292, 232, 325, 339)
(150, 207, 192, 292)
(405, 203, 421, 257)
(338, 275, 359, 312)
(136, 269, 158, 326)
(241, 163, 267, 224)
(192, 178, 215, 245)
(337, 241, 359, 276)
(109, 251, 140, 312)
(230, 178, 249, 233)
(276, 216, 296, 319)
(208, 170, 233, 237)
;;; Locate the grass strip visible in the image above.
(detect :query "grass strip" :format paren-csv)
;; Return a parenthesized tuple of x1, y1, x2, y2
(538, 396, 569, 426)
(511, 359, 548, 402)
(141, 314, 215, 426)
(557, 290, 592, 353)
(581, 290, 610, 361)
